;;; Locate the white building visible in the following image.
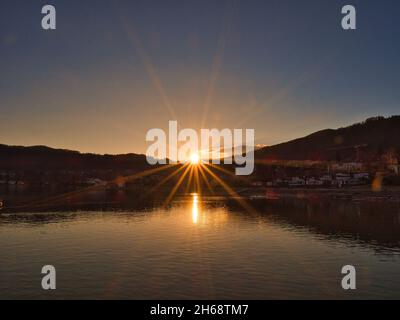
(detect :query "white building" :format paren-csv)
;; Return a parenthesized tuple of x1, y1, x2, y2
(306, 177, 324, 186)
(289, 177, 305, 186)
(332, 162, 363, 172)
(353, 173, 369, 180)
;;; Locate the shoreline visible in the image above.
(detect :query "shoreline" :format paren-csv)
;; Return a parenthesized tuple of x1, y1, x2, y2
(1, 185, 400, 214)
(239, 185, 400, 202)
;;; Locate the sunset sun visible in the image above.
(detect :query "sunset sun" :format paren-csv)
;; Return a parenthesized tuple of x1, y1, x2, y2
(189, 153, 200, 165)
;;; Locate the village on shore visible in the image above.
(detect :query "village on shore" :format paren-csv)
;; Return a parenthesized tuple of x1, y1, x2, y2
(250, 161, 400, 189)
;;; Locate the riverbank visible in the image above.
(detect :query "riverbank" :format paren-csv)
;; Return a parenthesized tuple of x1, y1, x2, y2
(239, 185, 400, 202)
(1, 185, 400, 213)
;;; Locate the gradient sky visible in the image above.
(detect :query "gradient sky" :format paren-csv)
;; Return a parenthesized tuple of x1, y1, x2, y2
(0, 0, 399, 154)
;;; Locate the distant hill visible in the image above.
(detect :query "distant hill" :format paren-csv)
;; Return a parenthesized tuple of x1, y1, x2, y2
(0, 144, 149, 171)
(256, 116, 400, 162)
(1, 115, 399, 171)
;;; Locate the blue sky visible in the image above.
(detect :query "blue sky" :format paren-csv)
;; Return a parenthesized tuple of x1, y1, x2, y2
(0, 0, 399, 154)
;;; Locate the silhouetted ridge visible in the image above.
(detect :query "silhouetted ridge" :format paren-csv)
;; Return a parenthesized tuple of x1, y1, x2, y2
(256, 115, 400, 162)
(0, 144, 148, 170)
(1, 115, 399, 169)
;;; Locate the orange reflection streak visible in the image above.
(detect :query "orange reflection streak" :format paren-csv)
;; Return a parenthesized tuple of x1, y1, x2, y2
(185, 166, 195, 193)
(148, 163, 189, 195)
(206, 163, 250, 187)
(202, 164, 257, 215)
(198, 165, 214, 194)
(206, 162, 235, 176)
(163, 164, 192, 207)
(194, 166, 202, 195)
(206, 162, 247, 181)
(192, 193, 199, 224)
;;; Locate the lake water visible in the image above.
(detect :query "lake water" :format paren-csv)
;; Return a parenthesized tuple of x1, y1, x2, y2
(0, 194, 400, 299)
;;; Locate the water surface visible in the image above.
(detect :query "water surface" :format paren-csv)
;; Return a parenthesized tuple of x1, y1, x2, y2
(0, 194, 399, 299)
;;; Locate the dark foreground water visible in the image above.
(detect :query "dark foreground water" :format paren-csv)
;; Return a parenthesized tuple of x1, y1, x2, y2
(0, 194, 400, 299)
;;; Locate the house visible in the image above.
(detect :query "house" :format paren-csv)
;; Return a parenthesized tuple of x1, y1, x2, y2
(348, 178, 363, 185)
(306, 177, 324, 186)
(332, 162, 363, 172)
(320, 175, 333, 186)
(289, 177, 305, 187)
(335, 173, 351, 187)
(353, 173, 369, 180)
(336, 173, 351, 181)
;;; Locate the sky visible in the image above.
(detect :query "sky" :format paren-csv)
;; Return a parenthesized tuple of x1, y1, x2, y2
(0, 0, 399, 154)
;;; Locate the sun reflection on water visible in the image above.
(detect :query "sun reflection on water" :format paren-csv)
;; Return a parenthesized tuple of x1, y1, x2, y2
(192, 193, 199, 224)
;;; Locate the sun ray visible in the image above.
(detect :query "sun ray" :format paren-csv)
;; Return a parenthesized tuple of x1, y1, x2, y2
(184, 166, 195, 193)
(205, 163, 251, 187)
(206, 162, 235, 177)
(232, 53, 335, 130)
(202, 164, 257, 215)
(194, 166, 201, 194)
(200, 0, 235, 128)
(148, 163, 189, 195)
(198, 165, 214, 194)
(119, 15, 177, 121)
(163, 164, 192, 207)
(18, 164, 177, 209)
